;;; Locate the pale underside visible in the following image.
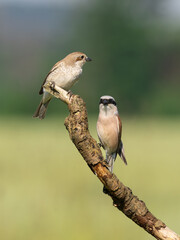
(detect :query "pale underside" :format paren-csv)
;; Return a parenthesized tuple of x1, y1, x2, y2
(97, 113, 120, 154)
(42, 62, 83, 103)
(45, 62, 83, 90)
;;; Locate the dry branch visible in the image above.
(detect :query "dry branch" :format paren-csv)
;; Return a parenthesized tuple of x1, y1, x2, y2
(44, 82, 180, 240)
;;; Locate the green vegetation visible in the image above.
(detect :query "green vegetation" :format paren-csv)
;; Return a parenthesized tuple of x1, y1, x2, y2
(1, 2, 180, 116)
(0, 117, 180, 240)
(1, 2, 179, 239)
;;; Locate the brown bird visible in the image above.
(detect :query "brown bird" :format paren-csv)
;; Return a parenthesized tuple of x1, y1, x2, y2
(33, 52, 92, 119)
(97, 96, 127, 173)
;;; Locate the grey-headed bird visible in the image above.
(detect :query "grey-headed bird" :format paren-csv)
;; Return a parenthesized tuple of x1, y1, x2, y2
(97, 96, 127, 173)
(33, 52, 92, 119)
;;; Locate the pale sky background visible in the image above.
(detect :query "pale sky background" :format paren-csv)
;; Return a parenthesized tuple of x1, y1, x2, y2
(0, 0, 178, 9)
(0, 0, 180, 20)
(0, 0, 87, 5)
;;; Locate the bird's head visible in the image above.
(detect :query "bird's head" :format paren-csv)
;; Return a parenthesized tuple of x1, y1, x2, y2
(99, 95, 118, 115)
(64, 52, 92, 68)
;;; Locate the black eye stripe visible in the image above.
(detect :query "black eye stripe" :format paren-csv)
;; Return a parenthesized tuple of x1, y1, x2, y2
(99, 98, 117, 106)
(109, 99, 117, 105)
(99, 99, 103, 104)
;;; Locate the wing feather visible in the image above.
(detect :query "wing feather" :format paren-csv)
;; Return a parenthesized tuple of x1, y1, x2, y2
(39, 61, 61, 95)
(116, 114, 127, 165)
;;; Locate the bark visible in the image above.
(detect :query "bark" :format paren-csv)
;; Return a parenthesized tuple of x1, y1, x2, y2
(43, 82, 180, 240)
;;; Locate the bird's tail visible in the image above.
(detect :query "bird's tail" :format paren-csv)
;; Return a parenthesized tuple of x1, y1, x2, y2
(106, 152, 117, 173)
(103, 152, 116, 194)
(118, 141, 127, 165)
(33, 99, 51, 120)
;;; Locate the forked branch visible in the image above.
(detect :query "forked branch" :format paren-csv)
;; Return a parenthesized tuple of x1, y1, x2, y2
(44, 82, 180, 240)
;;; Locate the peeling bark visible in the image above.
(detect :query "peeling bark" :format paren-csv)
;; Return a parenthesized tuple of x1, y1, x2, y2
(43, 82, 180, 240)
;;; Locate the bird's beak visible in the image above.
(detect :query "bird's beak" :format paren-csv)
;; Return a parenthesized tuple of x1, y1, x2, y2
(102, 99, 109, 105)
(86, 57, 92, 62)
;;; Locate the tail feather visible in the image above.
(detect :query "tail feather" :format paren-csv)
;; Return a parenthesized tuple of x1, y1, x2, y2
(118, 141, 127, 165)
(106, 153, 117, 173)
(33, 99, 51, 120)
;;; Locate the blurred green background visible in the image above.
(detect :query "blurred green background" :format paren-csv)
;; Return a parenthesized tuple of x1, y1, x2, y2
(0, 0, 180, 239)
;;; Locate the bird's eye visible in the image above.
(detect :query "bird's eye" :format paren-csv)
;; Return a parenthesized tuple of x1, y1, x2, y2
(81, 55, 84, 59)
(111, 99, 117, 106)
(99, 99, 103, 105)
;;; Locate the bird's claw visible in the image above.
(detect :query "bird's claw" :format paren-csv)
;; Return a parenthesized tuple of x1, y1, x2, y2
(98, 143, 103, 148)
(49, 81, 55, 90)
(67, 90, 73, 99)
(103, 186, 109, 194)
(104, 159, 112, 168)
(49, 81, 59, 93)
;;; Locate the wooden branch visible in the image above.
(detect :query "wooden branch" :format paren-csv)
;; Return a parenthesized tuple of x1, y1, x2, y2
(44, 82, 180, 240)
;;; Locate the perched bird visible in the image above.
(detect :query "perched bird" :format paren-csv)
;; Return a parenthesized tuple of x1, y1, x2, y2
(97, 96, 127, 173)
(33, 52, 92, 119)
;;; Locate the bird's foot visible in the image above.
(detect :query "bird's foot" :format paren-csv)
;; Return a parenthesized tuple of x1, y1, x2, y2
(49, 81, 59, 93)
(98, 143, 103, 148)
(103, 159, 111, 169)
(67, 90, 73, 99)
(103, 186, 109, 194)
(105, 160, 113, 171)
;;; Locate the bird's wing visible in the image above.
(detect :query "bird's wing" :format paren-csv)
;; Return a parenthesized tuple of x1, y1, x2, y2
(116, 114, 127, 165)
(118, 141, 127, 165)
(116, 114, 122, 140)
(39, 61, 61, 95)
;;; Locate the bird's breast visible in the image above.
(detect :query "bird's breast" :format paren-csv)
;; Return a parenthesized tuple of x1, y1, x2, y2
(97, 115, 119, 153)
(47, 63, 82, 90)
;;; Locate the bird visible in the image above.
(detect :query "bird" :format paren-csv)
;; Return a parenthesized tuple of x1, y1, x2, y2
(97, 95, 127, 173)
(33, 51, 92, 119)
